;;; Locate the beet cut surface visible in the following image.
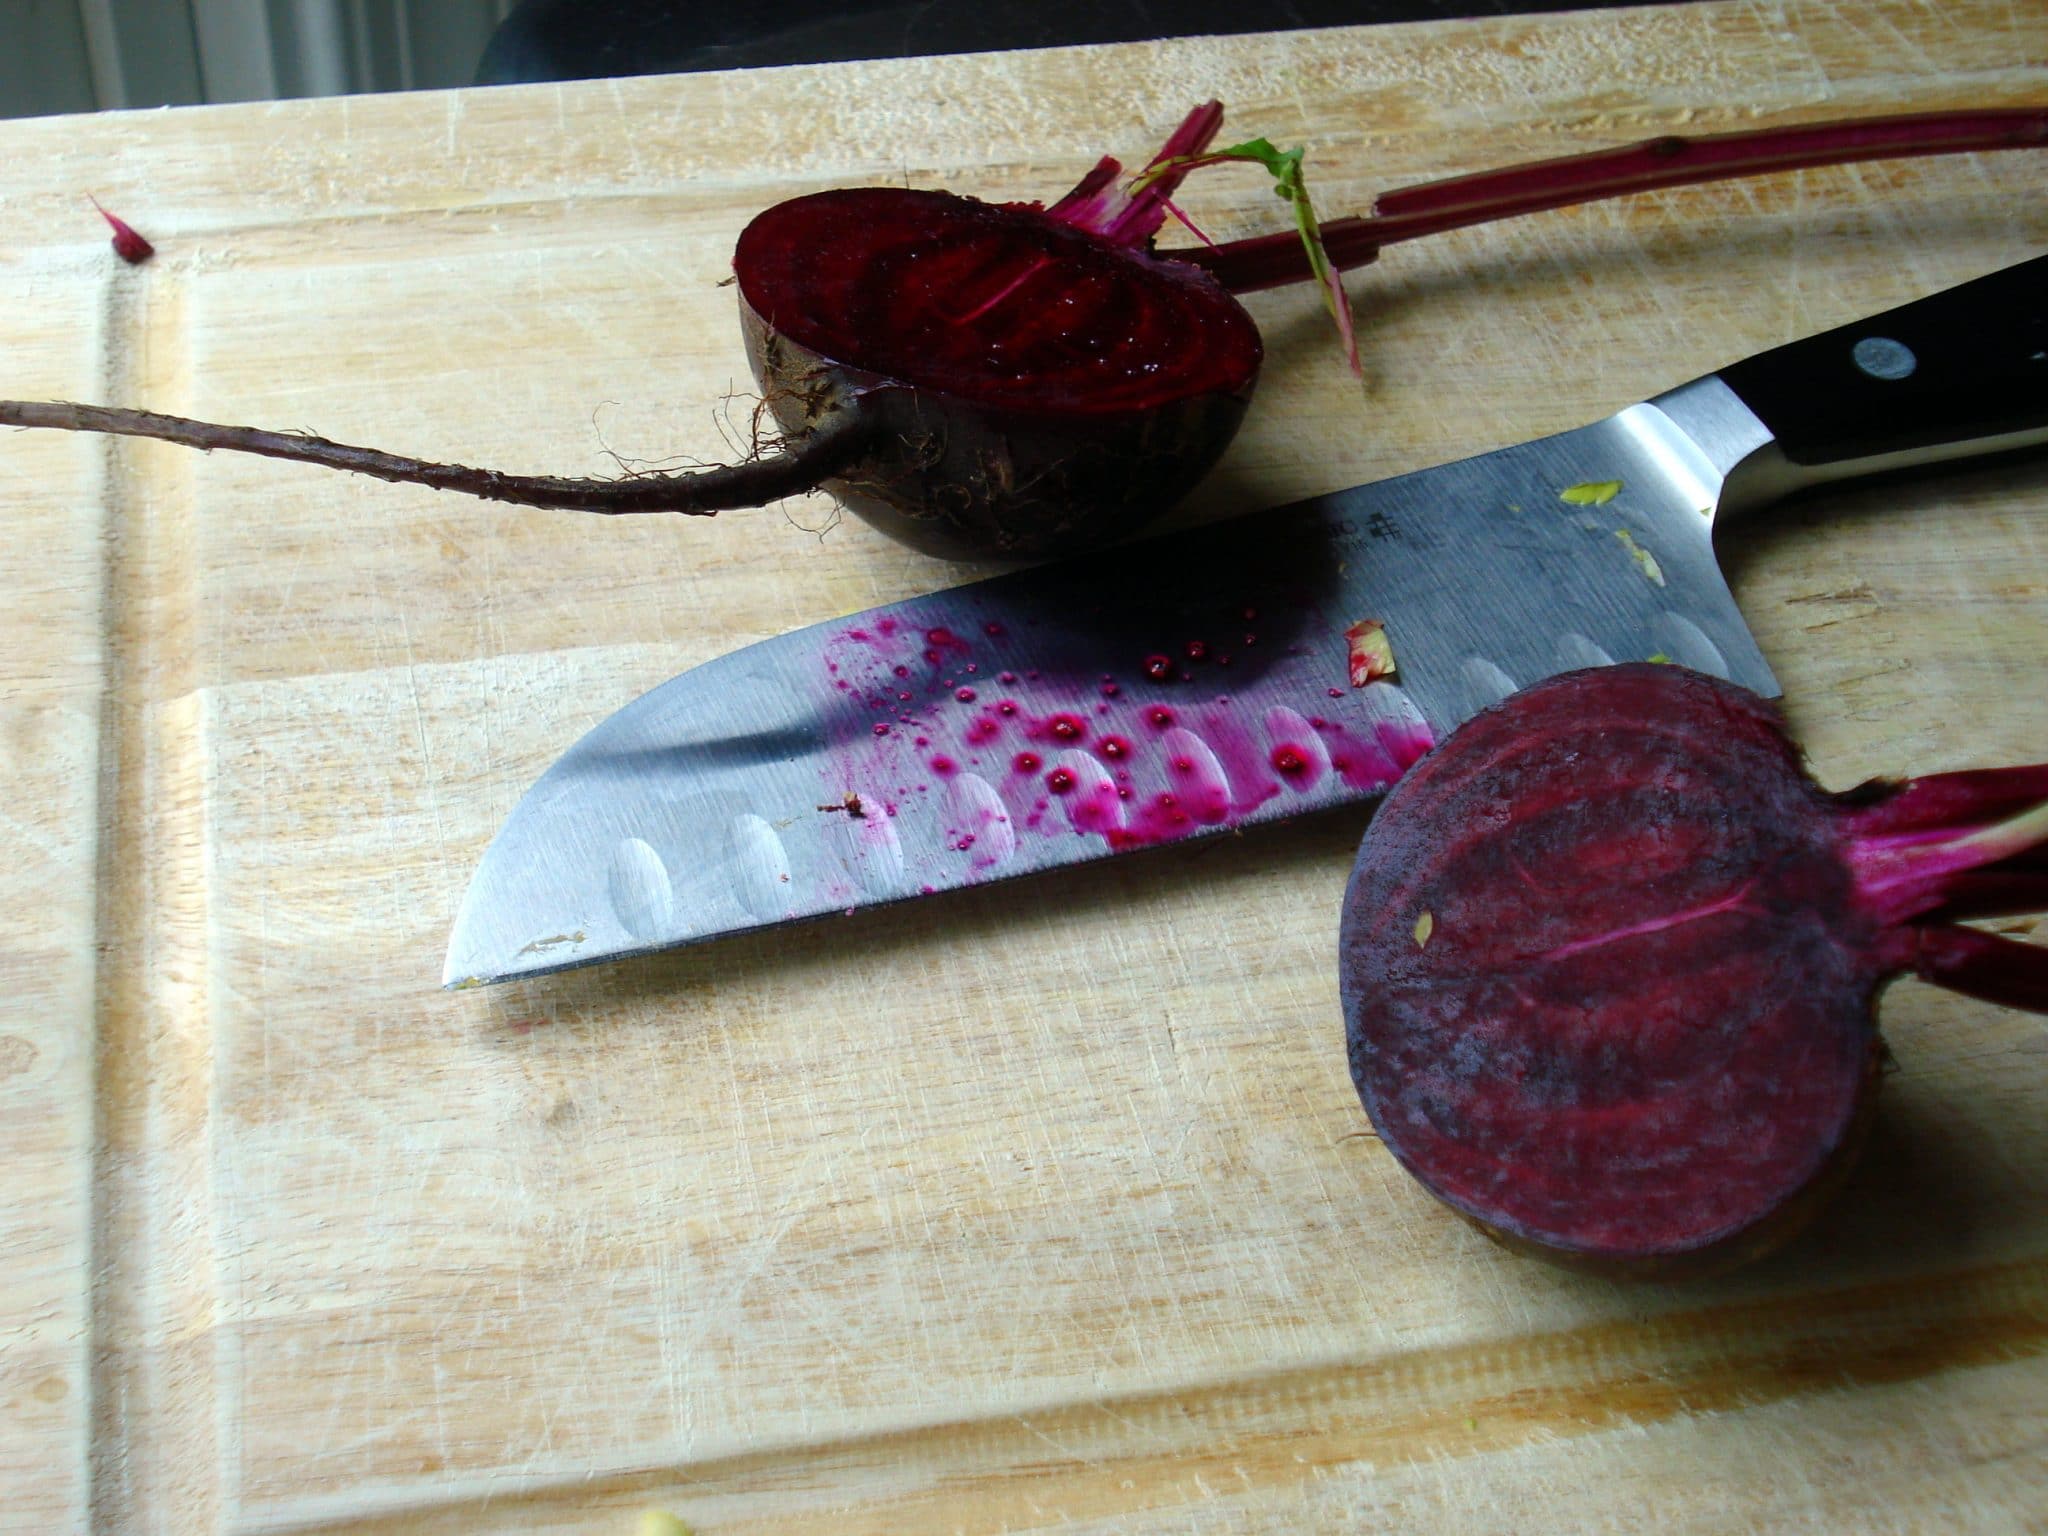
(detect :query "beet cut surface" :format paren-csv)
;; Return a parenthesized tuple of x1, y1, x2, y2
(1340, 665, 2048, 1278)
(737, 187, 1261, 415)
(736, 183, 1262, 558)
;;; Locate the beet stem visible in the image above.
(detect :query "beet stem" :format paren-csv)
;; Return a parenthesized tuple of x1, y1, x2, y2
(1186, 108, 2048, 293)
(1854, 792, 2048, 923)
(1902, 923, 2048, 1014)
(0, 397, 875, 515)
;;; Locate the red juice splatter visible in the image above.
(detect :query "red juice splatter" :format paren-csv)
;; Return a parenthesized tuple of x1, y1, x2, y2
(1046, 713, 1085, 742)
(1057, 757, 1124, 836)
(1264, 706, 1333, 791)
(1047, 767, 1077, 794)
(965, 715, 1001, 745)
(956, 686, 977, 702)
(1097, 736, 1131, 762)
(1143, 654, 1175, 682)
(1184, 640, 1208, 662)
(1146, 706, 1176, 729)
(929, 755, 959, 776)
(997, 699, 1020, 717)
(1014, 751, 1042, 774)
(1159, 726, 1232, 824)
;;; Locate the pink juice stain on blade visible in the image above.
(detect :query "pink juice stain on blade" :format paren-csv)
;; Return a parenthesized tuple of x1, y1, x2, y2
(816, 611, 1436, 878)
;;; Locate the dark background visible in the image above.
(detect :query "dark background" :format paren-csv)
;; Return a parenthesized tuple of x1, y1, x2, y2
(478, 0, 1670, 84)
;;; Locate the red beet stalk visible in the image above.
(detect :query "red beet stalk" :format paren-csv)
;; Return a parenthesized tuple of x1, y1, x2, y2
(1189, 108, 2048, 292)
(1340, 664, 2048, 1278)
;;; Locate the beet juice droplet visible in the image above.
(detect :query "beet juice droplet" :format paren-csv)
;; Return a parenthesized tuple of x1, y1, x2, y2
(1143, 654, 1175, 682)
(1146, 705, 1175, 729)
(956, 687, 977, 702)
(1272, 744, 1309, 777)
(1097, 736, 1131, 761)
(1014, 751, 1042, 774)
(1048, 714, 1084, 742)
(1047, 767, 1077, 794)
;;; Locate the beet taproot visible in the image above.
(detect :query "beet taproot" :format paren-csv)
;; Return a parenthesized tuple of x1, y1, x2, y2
(3, 106, 2044, 559)
(1340, 664, 2048, 1279)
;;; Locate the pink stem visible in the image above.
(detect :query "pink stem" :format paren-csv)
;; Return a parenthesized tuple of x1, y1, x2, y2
(1847, 764, 2048, 841)
(1182, 108, 2048, 293)
(1898, 924, 2048, 1014)
(1047, 101, 1227, 246)
(1851, 777, 2048, 925)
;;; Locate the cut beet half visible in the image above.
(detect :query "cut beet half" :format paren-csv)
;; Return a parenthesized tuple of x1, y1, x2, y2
(1339, 664, 2048, 1278)
(736, 185, 1263, 559)
(1, 104, 2041, 562)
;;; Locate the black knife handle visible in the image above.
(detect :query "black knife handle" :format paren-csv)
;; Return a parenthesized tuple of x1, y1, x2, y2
(1719, 253, 2048, 468)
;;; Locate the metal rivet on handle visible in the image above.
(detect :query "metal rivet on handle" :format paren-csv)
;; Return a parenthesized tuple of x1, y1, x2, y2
(1851, 335, 1917, 381)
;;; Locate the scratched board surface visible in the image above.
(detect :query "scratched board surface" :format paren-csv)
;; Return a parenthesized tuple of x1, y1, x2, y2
(2, 1, 2046, 1530)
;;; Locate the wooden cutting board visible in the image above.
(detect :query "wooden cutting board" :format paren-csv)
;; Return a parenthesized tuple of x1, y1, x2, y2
(3, 1, 2045, 1529)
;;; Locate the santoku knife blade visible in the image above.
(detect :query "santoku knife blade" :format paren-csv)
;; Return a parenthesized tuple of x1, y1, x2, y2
(447, 255, 2048, 987)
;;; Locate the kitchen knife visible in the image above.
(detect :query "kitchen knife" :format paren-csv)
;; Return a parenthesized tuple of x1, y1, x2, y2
(446, 254, 2048, 987)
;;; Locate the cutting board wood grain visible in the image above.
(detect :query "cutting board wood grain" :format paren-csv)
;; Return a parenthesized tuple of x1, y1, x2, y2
(3, 1, 2046, 1530)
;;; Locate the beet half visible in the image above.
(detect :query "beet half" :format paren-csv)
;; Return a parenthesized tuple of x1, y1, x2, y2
(1340, 664, 2048, 1279)
(2, 107, 2044, 559)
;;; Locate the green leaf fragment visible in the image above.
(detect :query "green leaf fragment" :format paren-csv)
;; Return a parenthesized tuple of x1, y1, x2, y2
(1559, 479, 1623, 506)
(1130, 135, 1359, 377)
(1615, 529, 1666, 586)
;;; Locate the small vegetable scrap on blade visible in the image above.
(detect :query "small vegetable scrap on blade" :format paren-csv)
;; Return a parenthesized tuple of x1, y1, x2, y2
(1339, 663, 2048, 1279)
(1345, 618, 1398, 686)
